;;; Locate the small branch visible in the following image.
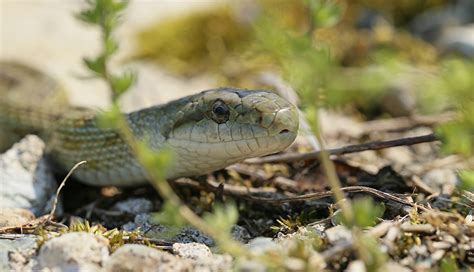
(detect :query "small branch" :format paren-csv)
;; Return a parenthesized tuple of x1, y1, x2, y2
(241, 185, 429, 212)
(47, 161, 87, 221)
(173, 178, 429, 212)
(241, 186, 428, 211)
(245, 133, 438, 164)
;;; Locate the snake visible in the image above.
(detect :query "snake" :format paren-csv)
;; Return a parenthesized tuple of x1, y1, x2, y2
(0, 62, 299, 186)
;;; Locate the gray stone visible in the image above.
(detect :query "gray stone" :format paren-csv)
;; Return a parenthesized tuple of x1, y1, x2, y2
(381, 82, 416, 117)
(112, 198, 154, 215)
(0, 135, 58, 217)
(0, 234, 38, 271)
(122, 213, 166, 234)
(325, 225, 352, 244)
(438, 25, 474, 58)
(236, 259, 267, 272)
(103, 244, 191, 272)
(231, 225, 251, 243)
(422, 168, 458, 194)
(191, 253, 233, 272)
(172, 242, 212, 259)
(246, 237, 280, 255)
(410, 0, 474, 42)
(36, 232, 109, 271)
(173, 226, 215, 247)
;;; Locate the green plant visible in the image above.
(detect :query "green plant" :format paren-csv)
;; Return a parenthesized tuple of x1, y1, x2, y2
(77, 0, 247, 260)
(77, 0, 135, 102)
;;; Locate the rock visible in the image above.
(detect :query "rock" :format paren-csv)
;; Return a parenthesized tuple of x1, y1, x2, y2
(382, 146, 414, 166)
(194, 254, 233, 271)
(122, 213, 166, 234)
(0, 234, 38, 271)
(172, 242, 212, 259)
(325, 225, 352, 244)
(246, 237, 280, 255)
(345, 260, 366, 272)
(0, 208, 35, 228)
(237, 259, 267, 272)
(0, 135, 58, 217)
(112, 198, 154, 215)
(36, 232, 109, 271)
(231, 225, 251, 243)
(410, 0, 474, 43)
(172, 226, 215, 247)
(421, 168, 458, 194)
(382, 261, 412, 272)
(103, 244, 191, 272)
(381, 82, 416, 117)
(437, 25, 474, 58)
(319, 110, 363, 138)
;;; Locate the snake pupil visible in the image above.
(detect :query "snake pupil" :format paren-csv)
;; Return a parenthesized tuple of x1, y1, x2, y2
(211, 100, 230, 123)
(214, 105, 227, 115)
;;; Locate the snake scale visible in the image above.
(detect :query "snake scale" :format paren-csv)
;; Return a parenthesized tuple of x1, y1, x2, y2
(0, 62, 299, 186)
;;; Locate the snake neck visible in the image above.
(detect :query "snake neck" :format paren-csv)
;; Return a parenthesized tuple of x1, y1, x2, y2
(125, 95, 195, 150)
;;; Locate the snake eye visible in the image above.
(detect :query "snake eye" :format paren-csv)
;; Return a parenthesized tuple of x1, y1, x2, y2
(211, 100, 230, 124)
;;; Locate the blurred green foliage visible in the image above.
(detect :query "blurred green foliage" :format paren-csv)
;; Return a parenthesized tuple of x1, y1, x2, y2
(421, 59, 474, 157)
(458, 170, 474, 191)
(77, 0, 135, 101)
(134, 0, 473, 159)
(333, 197, 385, 227)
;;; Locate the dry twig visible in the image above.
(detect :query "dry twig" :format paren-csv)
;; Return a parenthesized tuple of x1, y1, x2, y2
(245, 133, 438, 164)
(48, 161, 87, 221)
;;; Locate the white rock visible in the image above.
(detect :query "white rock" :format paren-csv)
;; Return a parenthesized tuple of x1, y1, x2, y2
(422, 168, 458, 194)
(172, 242, 212, 259)
(103, 244, 191, 272)
(325, 225, 352, 244)
(0, 234, 38, 271)
(0, 208, 35, 228)
(0, 135, 58, 216)
(246, 237, 281, 255)
(36, 232, 109, 271)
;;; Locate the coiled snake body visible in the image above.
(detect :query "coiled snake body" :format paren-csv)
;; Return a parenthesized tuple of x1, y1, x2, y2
(0, 62, 298, 186)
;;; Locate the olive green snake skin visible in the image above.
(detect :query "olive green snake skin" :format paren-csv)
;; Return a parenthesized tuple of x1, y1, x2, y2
(0, 62, 299, 186)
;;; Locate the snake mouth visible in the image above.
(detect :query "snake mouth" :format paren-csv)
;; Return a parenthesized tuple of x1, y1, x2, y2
(279, 129, 290, 134)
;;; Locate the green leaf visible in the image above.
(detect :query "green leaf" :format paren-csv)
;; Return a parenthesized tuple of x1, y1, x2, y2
(308, 0, 343, 28)
(335, 198, 385, 227)
(83, 56, 106, 75)
(151, 202, 186, 227)
(111, 0, 129, 12)
(76, 9, 99, 24)
(437, 121, 473, 156)
(458, 170, 474, 191)
(440, 253, 459, 272)
(96, 103, 122, 129)
(105, 37, 119, 56)
(203, 203, 238, 234)
(137, 143, 174, 182)
(352, 198, 385, 227)
(110, 71, 136, 98)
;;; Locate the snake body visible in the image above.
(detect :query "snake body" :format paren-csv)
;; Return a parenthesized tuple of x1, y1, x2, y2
(0, 62, 298, 186)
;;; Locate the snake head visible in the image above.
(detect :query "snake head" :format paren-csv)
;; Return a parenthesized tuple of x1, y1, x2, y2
(167, 87, 299, 178)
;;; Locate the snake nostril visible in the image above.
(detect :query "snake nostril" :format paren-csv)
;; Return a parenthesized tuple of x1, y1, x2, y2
(279, 129, 290, 134)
